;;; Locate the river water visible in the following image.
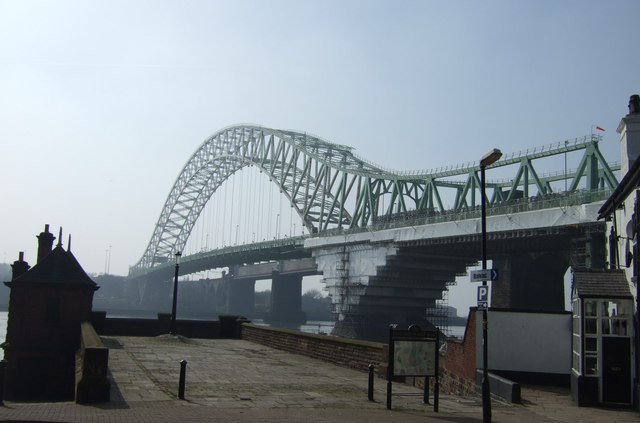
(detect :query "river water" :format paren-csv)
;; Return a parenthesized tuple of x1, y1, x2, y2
(0, 311, 6, 359)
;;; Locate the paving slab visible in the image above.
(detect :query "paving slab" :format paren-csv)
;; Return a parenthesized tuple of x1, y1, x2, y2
(0, 335, 638, 422)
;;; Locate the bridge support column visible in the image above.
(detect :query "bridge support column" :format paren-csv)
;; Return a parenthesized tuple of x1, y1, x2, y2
(137, 272, 173, 309)
(491, 252, 569, 311)
(313, 242, 473, 342)
(227, 278, 255, 316)
(264, 272, 306, 325)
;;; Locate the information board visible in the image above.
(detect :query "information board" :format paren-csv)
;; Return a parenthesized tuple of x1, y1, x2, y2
(393, 340, 436, 376)
(386, 324, 439, 411)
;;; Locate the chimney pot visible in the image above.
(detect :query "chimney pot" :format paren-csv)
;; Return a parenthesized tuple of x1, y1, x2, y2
(11, 251, 30, 280)
(629, 95, 640, 115)
(36, 224, 56, 263)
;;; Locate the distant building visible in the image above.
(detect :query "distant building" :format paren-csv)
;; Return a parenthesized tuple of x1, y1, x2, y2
(2, 225, 98, 401)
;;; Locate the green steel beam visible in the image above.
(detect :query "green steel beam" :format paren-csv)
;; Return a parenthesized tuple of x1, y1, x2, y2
(131, 128, 620, 273)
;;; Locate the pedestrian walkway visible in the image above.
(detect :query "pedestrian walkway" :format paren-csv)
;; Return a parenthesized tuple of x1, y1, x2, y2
(1, 335, 638, 422)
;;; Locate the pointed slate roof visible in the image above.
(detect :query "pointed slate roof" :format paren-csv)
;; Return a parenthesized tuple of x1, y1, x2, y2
(572, 268, 632, 299)
(6, 245, 97, 288)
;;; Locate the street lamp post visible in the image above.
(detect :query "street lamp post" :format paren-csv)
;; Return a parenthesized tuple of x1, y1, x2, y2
(170, 251, 182, 336)
(480, 148, 502, 423)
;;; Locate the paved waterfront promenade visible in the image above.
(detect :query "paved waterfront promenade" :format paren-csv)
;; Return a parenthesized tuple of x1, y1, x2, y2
(0, 335, 638, 422)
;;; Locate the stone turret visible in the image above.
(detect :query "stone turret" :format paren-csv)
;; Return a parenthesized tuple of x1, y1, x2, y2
(3, 225, 99, 401)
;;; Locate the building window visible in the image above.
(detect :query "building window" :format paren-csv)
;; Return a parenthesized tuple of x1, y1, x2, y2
(571, 298, 581, 374)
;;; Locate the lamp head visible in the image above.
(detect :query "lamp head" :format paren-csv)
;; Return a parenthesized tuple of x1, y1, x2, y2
(480, 148, 502, 167)
(175, 251, 182, 264)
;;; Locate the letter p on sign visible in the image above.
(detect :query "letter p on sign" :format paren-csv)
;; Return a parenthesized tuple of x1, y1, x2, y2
(477, 286, 489, 302)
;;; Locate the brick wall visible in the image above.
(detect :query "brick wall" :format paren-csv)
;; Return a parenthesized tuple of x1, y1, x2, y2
(435, 308, 477, 395)
(442, 309, 477, 379)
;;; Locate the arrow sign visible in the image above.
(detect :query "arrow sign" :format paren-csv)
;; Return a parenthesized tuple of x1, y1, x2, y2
(470, 268, 499, 282)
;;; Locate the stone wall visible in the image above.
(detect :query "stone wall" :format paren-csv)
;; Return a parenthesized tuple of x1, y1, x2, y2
(241, 323, 384, 372)
(75, 322, 110, 403)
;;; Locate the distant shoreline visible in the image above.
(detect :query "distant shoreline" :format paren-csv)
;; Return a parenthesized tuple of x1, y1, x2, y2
(0, 305, 469, 324)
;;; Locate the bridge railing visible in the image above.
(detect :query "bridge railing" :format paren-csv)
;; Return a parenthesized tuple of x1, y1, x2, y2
(341, 188, 612, 235)
(128, 235, 308, 279)
(182, 235, 307, 262)
(386, 134, 604, 178)
(130, 188, 611, 279)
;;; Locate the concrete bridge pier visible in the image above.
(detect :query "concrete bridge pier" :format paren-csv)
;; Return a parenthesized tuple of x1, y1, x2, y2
(264, 272, 306, 325)
(332, 309, 437, 342)
(489, 225, 606, 311)
(226, 275, 255, 316)
(313, 242, 472, 342)
(491, 252, 570, 311)
(136, 271, 173, 309)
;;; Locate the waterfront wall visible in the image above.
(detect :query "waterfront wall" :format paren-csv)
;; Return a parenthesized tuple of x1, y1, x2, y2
(241, 323, 384, 372)
(91, 312, 227, 339)
(75, 322, 110, 403)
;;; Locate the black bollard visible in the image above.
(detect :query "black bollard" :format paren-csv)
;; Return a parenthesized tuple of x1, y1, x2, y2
(0, 360, 6, 406)
(424, 376, 429, 404)
(178, 360, 187, 400)
(434, 376, 439, 412)
(367, 364, 375, 401)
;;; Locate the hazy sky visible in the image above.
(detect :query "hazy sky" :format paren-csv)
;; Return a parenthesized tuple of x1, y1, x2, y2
(1, 1, 638, 312)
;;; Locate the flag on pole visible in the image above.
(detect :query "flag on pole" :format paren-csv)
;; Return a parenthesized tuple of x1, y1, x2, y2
(596, 126, 605, 131)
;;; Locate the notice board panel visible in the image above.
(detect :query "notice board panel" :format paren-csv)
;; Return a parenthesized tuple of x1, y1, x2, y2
(393, 340, 436, 376)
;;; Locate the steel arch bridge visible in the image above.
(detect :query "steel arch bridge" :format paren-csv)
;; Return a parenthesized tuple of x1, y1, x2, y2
(131, 125, 619, 273)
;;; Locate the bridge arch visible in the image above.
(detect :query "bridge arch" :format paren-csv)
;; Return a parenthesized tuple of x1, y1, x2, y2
(133, 125, 395, 270)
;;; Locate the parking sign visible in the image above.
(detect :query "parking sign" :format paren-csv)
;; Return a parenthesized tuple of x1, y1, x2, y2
(477, 286, 489, 302)
(477, 285, 489, 309)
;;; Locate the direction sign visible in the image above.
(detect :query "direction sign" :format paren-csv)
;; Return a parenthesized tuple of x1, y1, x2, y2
(469, 268, 499, 282)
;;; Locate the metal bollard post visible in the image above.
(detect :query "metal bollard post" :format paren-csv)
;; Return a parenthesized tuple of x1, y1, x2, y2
(424, 375, 429, 404)
(0, 360, 6, 406)
(367, 364, 375, 401)
(178, 360, 187, 400)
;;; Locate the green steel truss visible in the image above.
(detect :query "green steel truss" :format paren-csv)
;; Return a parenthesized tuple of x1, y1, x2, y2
(131, 126, 618, 271)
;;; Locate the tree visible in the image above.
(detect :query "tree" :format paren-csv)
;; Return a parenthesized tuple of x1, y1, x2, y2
(301, 289, 332, 320)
